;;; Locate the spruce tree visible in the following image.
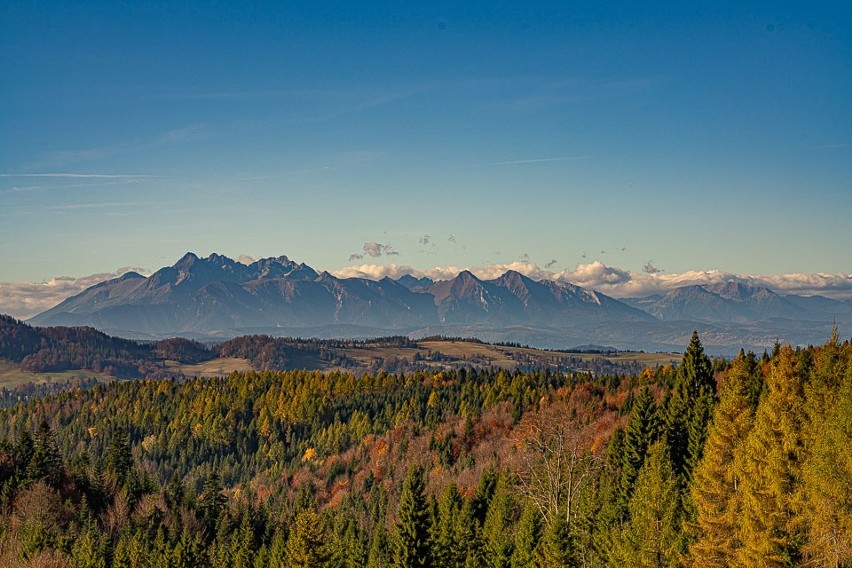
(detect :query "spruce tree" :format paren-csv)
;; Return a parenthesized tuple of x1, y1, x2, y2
(612, 441, 682, 568)
(198, 472, 227, 538)
(393, 466, 431, 568)
(617, 386, 658, 518)
(105, 425, 133, 487)
(434, 482, 464, 568)
(536, 513, 574, 568)
(26, 420, 63, 489)
(482, 473, 515, 568)
(666, 331, 715, 481)
(510, 502, 541, 568)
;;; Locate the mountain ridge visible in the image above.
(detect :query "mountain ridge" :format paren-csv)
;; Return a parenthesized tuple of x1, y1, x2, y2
(26, 252, 850, 352)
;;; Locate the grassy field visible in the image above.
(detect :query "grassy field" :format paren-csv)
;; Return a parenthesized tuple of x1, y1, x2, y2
(168, 357, 254, 377)
(339, 340, 680, 371)
(0, 360, 114, 389)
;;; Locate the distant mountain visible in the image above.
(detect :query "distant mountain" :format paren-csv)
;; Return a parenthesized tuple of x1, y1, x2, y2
(426, 270, 652, 325)
(396, 274, 434, 291)
(29, 253, 649, 338)
(24, 253, 848, 353)
(30, 253, 435, 333)
(624, 282, 810, 323)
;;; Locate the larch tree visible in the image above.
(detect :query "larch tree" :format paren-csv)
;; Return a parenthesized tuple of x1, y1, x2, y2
(688, 350, 761, 567)
(801, 333, 852, 566)
(735, 346, 806, 567)
(286, 508, 329, 568)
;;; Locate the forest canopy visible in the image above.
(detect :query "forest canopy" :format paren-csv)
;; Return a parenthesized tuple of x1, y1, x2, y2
(0, 331, 849, 567)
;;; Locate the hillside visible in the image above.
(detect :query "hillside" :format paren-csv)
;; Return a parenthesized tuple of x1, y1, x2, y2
(0, 332, 848, 566)
(0, 315, 675, 390)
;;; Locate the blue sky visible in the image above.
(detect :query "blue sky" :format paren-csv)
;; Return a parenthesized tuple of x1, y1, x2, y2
(1, 1, 851, 289)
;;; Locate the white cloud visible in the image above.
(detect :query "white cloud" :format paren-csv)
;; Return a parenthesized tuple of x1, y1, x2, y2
(0, 267, 149, 320)
(334, 260, 852, 301)
(332, 264, 418, 280)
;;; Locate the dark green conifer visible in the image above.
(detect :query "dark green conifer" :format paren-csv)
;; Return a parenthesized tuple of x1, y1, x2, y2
(665, 331, 715, 481)
(510, 502, 541, 568)
(393, 466, 431, 567)
(617, 386, 658, 518)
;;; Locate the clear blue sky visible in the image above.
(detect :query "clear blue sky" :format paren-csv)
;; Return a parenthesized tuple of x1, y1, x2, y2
(1, 1, 851, 282)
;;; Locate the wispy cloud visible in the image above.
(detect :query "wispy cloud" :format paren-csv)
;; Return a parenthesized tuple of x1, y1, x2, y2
(805, 142, 851, 150)
(0, 173, 158, 179)
(45, 201, 139, 211)
(473, 156, 590, 166)
(19, 123, 210, 170)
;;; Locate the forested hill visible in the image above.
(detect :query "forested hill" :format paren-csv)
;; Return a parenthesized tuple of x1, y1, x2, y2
(0, 332, 849, 566)
(0, 315, 667, 381)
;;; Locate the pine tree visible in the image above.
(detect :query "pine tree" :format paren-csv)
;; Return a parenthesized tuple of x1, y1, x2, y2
(393, 466, 431, 567)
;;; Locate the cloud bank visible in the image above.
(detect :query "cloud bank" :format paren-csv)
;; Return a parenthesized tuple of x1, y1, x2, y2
(0, 268, 148, 319)
(332, 261, 852, 301)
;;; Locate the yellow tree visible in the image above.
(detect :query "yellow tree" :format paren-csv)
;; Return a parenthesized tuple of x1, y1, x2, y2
(688, 351, 761, 567)
(801, 334, 852, 566)
(735, 346, 805, 567)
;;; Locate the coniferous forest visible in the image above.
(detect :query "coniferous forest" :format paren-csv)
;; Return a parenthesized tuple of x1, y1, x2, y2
(0, 331, 850, 567)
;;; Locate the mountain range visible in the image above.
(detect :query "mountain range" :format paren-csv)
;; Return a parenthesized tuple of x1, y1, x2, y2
(26, 253, 851, 353)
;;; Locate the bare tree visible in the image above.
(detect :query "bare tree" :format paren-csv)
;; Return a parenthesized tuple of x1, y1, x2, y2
(513, 399, 604, 527)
